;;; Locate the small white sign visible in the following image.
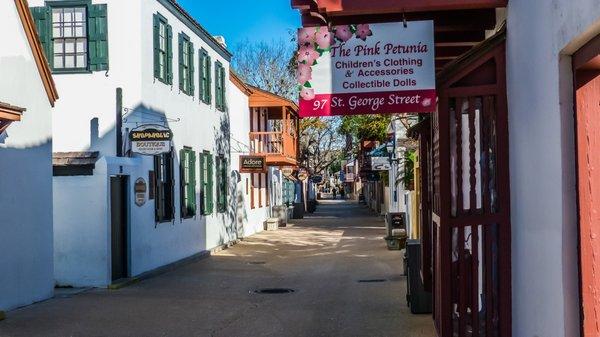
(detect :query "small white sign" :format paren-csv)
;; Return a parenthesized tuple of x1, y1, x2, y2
(371, 157, 392, 171)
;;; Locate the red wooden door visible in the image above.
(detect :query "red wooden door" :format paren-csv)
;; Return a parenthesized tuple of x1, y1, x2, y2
(574, 36, 600, 336)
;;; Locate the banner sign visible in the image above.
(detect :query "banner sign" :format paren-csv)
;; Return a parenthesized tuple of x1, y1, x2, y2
(130, 124, 172, 156)
(239, 155, 267, 173)
(297, 21, 436, 117)
(371, 156, 392, 171)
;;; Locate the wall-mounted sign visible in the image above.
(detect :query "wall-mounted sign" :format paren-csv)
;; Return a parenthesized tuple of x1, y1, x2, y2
(297, 21, 436, 117)
(371, 156, 392, 171)
(129, 124, 172, 156)
(134, 178, 147, 206)
(282, 166, 295, 178)
(239, 155, 267, 173)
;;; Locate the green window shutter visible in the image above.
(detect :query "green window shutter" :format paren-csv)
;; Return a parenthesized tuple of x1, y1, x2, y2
(190, 151, 197, 214)
(179, 148, 186, 217)
(30, 6, 51, 65)
(215, 64, 220, 109)
(207, 56, 212, 104)
(166, 24, 173, 85)
(178, 33, 184, 91)
(199, 153, 206, 214)
(207, 154, 214, 214)
(153, 14, 160, 79)
(221, 66, 227, 110)
(189, 44, 195, 96)
(88, 4, 109, 71)
(198, 51, 205, 102)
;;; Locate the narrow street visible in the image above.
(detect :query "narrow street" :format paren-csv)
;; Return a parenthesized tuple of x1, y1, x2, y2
(0, 201, 434, 337)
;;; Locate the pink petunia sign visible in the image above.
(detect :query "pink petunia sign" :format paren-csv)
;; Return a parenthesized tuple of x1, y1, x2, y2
(296, 21, 436, 118)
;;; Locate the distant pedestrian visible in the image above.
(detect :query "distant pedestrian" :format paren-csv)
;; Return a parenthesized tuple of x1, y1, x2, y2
(332, 188, 337, 199)
(340, 188, 345, 199)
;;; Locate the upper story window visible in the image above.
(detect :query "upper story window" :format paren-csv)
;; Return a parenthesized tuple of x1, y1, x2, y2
(215, 61, 226, 111)
(178, 33, 195, 96)
(30, 2, 108, 73)
(153, 13, 173, 84)
(52, 7, 87, 70)
(199, 49, 212, 104)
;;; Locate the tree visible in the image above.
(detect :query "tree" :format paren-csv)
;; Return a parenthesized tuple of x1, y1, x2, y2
(231, 39, 297, 100)
(299, 117, 344, 175)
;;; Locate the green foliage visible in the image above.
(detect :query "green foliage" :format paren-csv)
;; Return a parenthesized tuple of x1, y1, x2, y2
(338, 115, 392, 142)
(403, 149, 417, 190)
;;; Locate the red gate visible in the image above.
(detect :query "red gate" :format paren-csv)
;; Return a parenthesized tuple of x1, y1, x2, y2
(431, 30, 511, 337)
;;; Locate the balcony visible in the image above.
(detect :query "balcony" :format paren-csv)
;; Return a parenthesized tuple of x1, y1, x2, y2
(248, 85, 299, 167)
(250, 131, 298, 167)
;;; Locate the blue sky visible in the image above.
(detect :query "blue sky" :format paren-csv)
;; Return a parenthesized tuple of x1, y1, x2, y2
(178, 0, 301, 50)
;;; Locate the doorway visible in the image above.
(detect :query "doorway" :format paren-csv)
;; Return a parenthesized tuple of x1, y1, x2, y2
(110, 176, 129, 281)
(573, 34, 600, 336)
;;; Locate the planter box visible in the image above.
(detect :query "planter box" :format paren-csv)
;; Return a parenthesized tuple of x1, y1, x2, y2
(264, 218, 280, 231)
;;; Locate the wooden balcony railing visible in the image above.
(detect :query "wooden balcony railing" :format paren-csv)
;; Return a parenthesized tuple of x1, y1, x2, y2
(250, 131, 298, 165)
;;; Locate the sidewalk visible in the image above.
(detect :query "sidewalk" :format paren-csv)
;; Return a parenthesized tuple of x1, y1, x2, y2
(0, 200, 435, 337)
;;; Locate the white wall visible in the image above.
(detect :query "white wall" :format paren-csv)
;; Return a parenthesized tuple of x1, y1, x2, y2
(507, 1, 600, 336)
(0, 2, 54, 310)
(41, 0, 241, 286)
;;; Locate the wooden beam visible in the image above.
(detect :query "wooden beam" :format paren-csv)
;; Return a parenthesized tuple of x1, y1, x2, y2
(302, 0, 507, 15)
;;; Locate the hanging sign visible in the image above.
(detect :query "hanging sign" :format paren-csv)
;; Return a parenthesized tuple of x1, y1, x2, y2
(129, 124, 172, 155)
(297, 21, 436, 117)
(298, 170, 309, 181)
(371, 156, 392, 171)
(239, 155, 267, 173)
(134, 178, 147, 206)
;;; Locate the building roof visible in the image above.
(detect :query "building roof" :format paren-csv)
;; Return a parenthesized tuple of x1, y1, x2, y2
(160, 0, 232, 61)
(52, 152, 100, 167)
(229, 71, 254, 96)
(14, 0, 59, 106)
(247, 85, 299, 113)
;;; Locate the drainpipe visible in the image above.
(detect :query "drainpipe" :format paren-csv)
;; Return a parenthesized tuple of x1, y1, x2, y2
(116, 88, 123, 157)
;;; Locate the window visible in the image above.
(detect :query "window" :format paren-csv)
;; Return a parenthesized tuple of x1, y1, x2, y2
(31, 3, 108, 73)
(153, 13, 172, 84)
(215, 61, 226, 111)
(178, 33, 195, 95)
(199, 151, 214, 215)
(154, 150, 174, 222)
(199, 49, 212, 104)
(180, 148, 196, 218)
(216, 156, 228, 213)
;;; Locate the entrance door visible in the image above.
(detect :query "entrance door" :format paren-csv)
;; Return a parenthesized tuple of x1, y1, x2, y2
(110, 176, 128, 281)
(573, 35, 600, 336)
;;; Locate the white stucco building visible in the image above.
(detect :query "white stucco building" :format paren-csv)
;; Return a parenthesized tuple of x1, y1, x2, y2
(25, 0, 272, 287)
(0, 0, 59, 311)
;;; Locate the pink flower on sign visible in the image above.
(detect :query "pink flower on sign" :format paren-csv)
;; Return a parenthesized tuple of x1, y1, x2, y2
(422, 98, 432, 107)
(296, 63, 312, 85)
(356, 24, 373, 41)
(300, 87, 315, 101)
(297, 45, 320, 65)
(334, 25, 353, 42)
(298, 27, 317, 46)
(315, 28, 334, 49)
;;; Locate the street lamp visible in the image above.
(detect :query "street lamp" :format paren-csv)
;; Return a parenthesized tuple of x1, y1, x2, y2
(386, 140, 400, 164)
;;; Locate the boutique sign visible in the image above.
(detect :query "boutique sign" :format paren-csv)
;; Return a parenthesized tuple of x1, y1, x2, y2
(296, 21, 436, 117)
(129, 124, 172, 156)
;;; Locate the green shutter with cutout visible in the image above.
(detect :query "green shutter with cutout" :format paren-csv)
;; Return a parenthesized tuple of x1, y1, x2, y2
(221, 66, 227, 110)
(198, 51, 205, 102)
(189, 43, 195, 96)
(30, 6, 51, 65)
(166, 24, 173, 85)
(179, 149, 186, 217)
(88, 4, 109, 71)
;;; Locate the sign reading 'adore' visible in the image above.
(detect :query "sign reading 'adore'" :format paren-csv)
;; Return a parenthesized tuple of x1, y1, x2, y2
(239, 155, 267, 173)
(129, 124, 172, 156)
(297, 21, 436, 117)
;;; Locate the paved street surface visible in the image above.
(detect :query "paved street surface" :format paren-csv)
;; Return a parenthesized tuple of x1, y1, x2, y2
(0, 200, 435, 337)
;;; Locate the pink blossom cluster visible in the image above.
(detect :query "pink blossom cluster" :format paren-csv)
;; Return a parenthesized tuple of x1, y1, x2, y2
(296, 24, 374, 101)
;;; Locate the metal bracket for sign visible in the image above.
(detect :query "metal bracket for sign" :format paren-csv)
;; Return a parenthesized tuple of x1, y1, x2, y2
(403, 12, 408, 28)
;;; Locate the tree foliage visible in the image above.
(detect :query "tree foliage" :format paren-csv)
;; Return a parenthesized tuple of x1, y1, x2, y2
(338, 115, 392, 142)
(231, 39, 297, 100)
(299, 117, 344, 175)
